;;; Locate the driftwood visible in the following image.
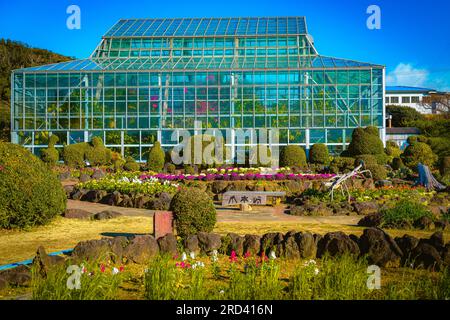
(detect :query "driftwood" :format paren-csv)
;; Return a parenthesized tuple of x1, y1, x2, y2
(416, 163, 446, 191)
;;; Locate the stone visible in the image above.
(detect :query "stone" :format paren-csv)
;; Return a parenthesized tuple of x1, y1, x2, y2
(395, 234, 419, 264)
(151, 192, 172, 211)
(58, 171, 71, 181)
(0, 276, 7, 290)
(32, 246, 65, 277)
(71, 239, 111, 261)
(240, 204, 253, 211)
(313, 234, 323, 247)
(63, 185, 74, 197)
(157, 234, 178, 256)
(0, 266, 31, 287)
(82, 190, 107, 203)
(184, 235, 200, 254)
(352, 202, 379, 215)
(282, 231, 300, 259)
(358, 228, 402, 267)
(64, 208, 92, 220)
(211, 181, 229, 194)
(317, 231, 360, 258)
(260, 232, 284, 256)
(243, 234, 261, 255)
(420, 231, 445, 253)
(357, 212, 383, 227)
(71, 188, 88, 201)
(93, 210, 122, 220)
(410, 243, 442, 271)
(153, 211, 173, 239)
(91, 169, 105, 180)
(79, 173, 91, 183)
(135, 195, 151, 209)
(224, 233, 244, 256)
(109, 236, 129, 263)
(297, 232, 317, 259)
(123, 235, 159, 264)
(197, 232, 222, 254)
(121, 194, 134, 207)
(413, 216, 435, 230)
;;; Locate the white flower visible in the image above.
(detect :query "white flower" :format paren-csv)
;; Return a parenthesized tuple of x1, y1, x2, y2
(144, 268, 148, 273)
(181, 252, 187, 261)
(112, 267, 119, 275)
(189, 251, 196, 259)
(219, 290, 225, 294)
(269, 250, 276, 260)
(314, 268, 320, 275)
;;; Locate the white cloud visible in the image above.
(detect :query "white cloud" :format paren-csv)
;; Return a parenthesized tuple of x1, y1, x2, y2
(386, 63, 429, 87)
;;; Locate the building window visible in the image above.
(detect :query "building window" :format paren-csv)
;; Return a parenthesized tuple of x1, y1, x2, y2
(385, 97, 390, 104)
(402, 96, 411, 104)
(411, 96, 420, 103)
(391, 96, 399, 104)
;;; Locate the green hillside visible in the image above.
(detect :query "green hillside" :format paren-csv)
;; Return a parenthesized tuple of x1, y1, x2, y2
(0, 39, 73, 141)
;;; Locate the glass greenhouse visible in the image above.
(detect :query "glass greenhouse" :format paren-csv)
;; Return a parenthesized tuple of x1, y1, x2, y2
(11, 17, 385, 161)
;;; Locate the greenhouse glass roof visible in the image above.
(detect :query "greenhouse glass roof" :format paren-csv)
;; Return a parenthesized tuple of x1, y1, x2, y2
(103, 17, 307, 38)
(15, 56, 383, 72)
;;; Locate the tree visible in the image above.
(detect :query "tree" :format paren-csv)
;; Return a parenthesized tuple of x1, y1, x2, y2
(401, 142, 438, 170)
(420, 93, 450, 114)
(147, 141, 165, 172)
(309, 143, 329, 164)
(347, 126, 384, 157)
(386, 105, 424, 127)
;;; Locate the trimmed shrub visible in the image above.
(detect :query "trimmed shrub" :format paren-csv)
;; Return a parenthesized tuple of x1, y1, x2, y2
(385, 140, 401, 162)
(0, 142, 66, 229)
(111, 152, 125, 171)
(391, 157, 404, 170)
(365, 163, 387, 181)
(63, 137, 111, 168)
(147, 141, 165, 172)
(280, 145, 307, 168)
(354, 153, 388, 166)
(123, 156, 140, 171)
(63, 142, 89, 167)
(401, 142, 438, 170)
(309, 144, 329, 165)
(248, 145, 273, 167)
(41, 135, 59, 166)
(85, 137, 112, 166)
(380, 200, 433, 229)
(347, 127, 384, 156)
(166, 163, 176, 174)
(330, 156, 355, 173)
(170, 188, 216, 237)
(184, 165, 195, 174)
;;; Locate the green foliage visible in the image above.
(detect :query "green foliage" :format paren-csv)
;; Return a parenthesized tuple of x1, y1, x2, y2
(280, 145, 307, 167)
(84, 137, 112, 166)
(391, 157, 404, 170)
(41, 135, 59, 166)
(123, 156, 140, 172)
(147, 141, 165, 172)
(380, 200, 433, 229)
(365, 163, 387, 180)
(347, 127, 384, 157)
(166, 163, 176, 174)
(406, 115, 450, 139)
(309, 144, 329, 164)
(385, 140, 402, 163)
(386, 105, 424, 127)
(111, 151, 125, 171)
(32, 261, 125, 300)
(330, 156, 355, 173)
(440, 156, 450, 176)
(248, 145, 273, 167)
(184, 165, 195, 174)
(401, 142, 438, 170)
(0, 142, 66, 229)
(170, 188, 216, 238)
(428, 137, 450, 160)
(63, 138, 111, 168)
(288, 254, 372, 300)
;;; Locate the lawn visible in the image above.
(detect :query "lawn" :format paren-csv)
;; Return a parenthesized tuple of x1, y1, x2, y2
(1, 215, 448, 266)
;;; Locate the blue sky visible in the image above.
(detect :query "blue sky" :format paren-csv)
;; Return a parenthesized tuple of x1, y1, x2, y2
(0, 0, 449, 90)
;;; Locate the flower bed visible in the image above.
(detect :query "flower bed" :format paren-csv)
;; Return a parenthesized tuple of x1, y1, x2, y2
(140, 172, 335, 182)
(77, 175, 180, 196)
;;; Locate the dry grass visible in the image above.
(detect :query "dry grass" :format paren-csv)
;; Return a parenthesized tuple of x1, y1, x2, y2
(1, 215, 448, 266)
(0, 216, 153, 265)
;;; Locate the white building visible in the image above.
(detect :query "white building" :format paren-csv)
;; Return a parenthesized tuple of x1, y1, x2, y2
(385, 86, 437, 114)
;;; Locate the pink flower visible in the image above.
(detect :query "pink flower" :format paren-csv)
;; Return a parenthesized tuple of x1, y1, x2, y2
(229, 250, 238, 263)
(244, 251, 251, 259)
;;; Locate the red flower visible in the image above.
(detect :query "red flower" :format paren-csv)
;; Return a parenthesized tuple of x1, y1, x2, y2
(244, 251, 251, 259)
(100, 264, 106, 273)
(229, 250, 238, 263)
(119, 266, 125, 272)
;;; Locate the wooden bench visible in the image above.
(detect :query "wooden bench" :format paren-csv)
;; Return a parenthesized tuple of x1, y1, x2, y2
(222, 191, 286, 211)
